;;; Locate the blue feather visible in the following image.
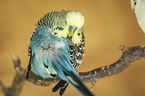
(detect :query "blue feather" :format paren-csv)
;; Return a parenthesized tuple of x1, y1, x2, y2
(29, 27, 94, 95)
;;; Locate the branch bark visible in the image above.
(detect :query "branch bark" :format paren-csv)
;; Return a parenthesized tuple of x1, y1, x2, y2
(0, 46, 145, 96)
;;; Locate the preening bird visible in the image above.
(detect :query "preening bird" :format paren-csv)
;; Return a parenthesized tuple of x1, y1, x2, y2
(131, 0, 145, 33)
(26, 10, 94, 96)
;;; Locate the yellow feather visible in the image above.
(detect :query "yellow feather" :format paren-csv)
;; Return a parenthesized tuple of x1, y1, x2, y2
(67, 76, 79, 86)
(52, 25, 69, 38)
(66, 11, 85, 29)
(72, 28, 82, 44)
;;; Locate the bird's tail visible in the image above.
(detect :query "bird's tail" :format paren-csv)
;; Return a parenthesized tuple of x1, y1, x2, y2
(63, 70, 94, 96)
(52, 55, 94, 96)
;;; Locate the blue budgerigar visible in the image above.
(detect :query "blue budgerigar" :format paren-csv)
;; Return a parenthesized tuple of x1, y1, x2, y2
(26, 10, 93, 96)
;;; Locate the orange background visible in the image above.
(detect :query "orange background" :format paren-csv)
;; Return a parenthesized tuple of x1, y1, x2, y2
(0, 0, 145, 96)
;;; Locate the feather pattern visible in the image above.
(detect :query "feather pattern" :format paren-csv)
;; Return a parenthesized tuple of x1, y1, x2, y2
(28, 27, 93, 96)
(36, 10, 85, 69)
(29, 27, 73, 78)
(29, 10, 92, 95)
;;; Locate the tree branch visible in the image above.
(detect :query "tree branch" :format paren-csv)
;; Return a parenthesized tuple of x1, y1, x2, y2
(0, 55, 26, 96)
(0, 46, 145, 96)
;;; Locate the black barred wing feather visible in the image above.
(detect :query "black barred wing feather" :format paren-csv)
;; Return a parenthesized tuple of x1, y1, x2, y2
(37, 11, 60, 28)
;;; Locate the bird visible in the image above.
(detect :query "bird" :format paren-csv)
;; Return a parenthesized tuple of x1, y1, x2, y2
(34, 10, 88, 95)
(26, 10, 94, 96)
(130, 0, 145, 33)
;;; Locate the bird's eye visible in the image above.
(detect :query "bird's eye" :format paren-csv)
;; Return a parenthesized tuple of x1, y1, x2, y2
(77, 33, 81, 36)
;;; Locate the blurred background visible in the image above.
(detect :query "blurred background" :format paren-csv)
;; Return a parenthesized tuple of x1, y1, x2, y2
(0, 0, 145, 96)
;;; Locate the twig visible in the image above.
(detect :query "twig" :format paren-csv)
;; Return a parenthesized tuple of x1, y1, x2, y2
(0, 46, 145, 96)
(79, 45, 145, 86)
(0, 55, 26, 96)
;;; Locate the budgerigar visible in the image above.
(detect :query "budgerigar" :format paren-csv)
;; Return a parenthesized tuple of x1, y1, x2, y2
(131, 0, 145, 33)
(36, 10, 87, 95)
(37, 10, 85, 69)
(26, 10, 94, 96)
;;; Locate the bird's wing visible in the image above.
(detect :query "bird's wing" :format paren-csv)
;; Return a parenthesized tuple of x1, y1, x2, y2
(29, 27, 93, 95)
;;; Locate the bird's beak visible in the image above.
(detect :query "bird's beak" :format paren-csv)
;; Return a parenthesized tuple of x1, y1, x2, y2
(69, 28, 76, 36)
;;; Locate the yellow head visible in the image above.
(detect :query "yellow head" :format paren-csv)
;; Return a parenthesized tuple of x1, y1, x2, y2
(66, 11, 85, 36)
